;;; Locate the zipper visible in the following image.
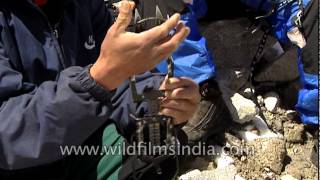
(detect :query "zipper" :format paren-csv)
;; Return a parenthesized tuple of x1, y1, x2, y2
(52, 27, 59, 39)
(52, 23, 68, 67)
(25, 1, 67, 69)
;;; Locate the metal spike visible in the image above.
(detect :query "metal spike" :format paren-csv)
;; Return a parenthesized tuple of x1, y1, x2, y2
(134, 8, 142, 23)
(155, 5, 164, 19)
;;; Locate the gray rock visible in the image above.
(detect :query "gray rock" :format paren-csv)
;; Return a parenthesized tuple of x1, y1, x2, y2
(246, 138, 286, 174)
(201, 166, 237, 180)
(284, 123, 304, 143)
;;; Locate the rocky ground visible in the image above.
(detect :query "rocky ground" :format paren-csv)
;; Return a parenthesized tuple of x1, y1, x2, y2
(178, 105, 318, 180)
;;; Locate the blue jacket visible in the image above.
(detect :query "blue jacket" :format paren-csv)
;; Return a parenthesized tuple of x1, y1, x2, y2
(156, 0, 215, 83)
(0, 0, 117, 170)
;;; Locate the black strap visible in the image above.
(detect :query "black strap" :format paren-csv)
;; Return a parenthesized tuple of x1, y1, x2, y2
(249, 29, 276, 132)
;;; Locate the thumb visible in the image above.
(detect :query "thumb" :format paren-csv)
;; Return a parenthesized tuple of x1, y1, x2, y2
(114, 0, 135, 33)
(159, 75, 169, 91)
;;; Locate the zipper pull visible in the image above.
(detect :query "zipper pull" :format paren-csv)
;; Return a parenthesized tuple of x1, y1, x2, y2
(53, 23, 60, 39)
(53, 29, 59, 39)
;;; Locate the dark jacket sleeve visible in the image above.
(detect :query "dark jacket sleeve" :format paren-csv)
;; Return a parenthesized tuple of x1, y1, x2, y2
(90, 0, 115, 52)
(0, 1, 115, 170)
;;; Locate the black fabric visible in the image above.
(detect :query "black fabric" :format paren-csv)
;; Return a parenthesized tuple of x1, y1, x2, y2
(202, 0, 250, 21)
(40, 0, 70, 25)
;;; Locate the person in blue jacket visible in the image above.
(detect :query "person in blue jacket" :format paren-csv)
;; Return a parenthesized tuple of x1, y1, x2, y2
(156, 0, 231, 144)
(157, 0, 317, 144)
(240, 0, 318, 125)
(0, 0, 200, 179)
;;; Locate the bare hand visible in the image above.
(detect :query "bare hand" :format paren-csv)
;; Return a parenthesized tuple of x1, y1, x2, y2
(159, 76, 201, 125)
(90, 0, 190, 90)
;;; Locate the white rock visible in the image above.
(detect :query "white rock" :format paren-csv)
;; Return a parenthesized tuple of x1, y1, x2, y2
(215, 155, 235, 169)
(266, 172, 275, 179)
(242, 88, 255, 99)
(235, 70, 245, 78)
(237, 116, 281, 142)
(237, 130, 260, 141)
(253, 116, 279, 138)
(230, 93, 258, 124)
(243, 124, 255, 131)
(235, 174, 246, 180)
(263, 92, 280, 112)
(201, 165, 237, 180)
(264, 167, 271, 172)
(179, 166, 238, 180)
(257, 95, 264, 106)
(213, 145, 235, 169)
(280, 174, 299, 180)
(244, 87, 254, 94)
(179, 169, 201, 180)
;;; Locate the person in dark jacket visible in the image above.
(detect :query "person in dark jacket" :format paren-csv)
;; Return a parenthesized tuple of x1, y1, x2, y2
(0, 0, 200, 179)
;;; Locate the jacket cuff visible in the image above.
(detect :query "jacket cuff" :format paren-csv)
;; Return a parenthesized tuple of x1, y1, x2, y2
(78, 65, 114, 102)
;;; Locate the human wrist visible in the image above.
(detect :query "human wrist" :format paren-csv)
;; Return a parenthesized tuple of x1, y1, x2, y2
(78, 65, 114, 102)
(90, 58, 126, 91)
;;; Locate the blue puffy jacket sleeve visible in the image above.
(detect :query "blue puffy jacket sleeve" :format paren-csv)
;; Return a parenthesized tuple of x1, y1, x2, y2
(0, 0, 115, 170)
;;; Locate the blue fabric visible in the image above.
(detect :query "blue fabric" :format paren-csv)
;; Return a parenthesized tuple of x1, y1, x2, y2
(295, 49, 318, 125)
(157, 37, 215, 83)
(267, 0, 311, 44)
(156, 3, 215, 84)
(182, 10, 203, 41)
(240, 0, 311, 43)
(188, 0, 208, 18)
